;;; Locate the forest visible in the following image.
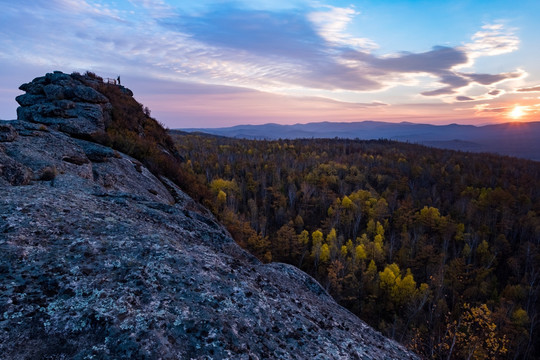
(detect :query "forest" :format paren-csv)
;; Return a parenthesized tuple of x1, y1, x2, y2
(170, 131, 540, 360)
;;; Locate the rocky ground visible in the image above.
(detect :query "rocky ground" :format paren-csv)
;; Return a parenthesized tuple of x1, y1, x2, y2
(0, 72, 418, 359)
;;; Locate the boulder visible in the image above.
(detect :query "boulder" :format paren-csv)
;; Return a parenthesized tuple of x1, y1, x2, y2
(15, 71, 112, 137)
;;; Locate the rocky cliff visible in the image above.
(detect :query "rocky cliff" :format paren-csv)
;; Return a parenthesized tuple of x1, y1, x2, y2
(0, 72, 418, 359)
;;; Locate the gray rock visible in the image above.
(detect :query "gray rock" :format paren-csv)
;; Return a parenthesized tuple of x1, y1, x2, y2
(45, 70, 78, 87)
(17, 103, 65, 120)
(15, 71, 111, 137)
(15, 93, 46, 107)
(2, 122, 173, 203)
(0, 147, 33, 185)
(0, 123, 18, 142)
(73, 139, 117, 162)
(18, 80, 45, 95)
(4, 123, 93, 181)
(43, 84, 66, 100)
(56, 99, 76, 110)
(91, 153, 175, 204)
(71, 85, 109, 103)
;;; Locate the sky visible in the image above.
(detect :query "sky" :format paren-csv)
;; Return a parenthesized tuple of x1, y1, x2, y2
(1, 0, 540, 128)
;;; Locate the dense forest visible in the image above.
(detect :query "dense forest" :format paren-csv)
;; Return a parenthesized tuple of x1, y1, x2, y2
(171, 132, 540, 359)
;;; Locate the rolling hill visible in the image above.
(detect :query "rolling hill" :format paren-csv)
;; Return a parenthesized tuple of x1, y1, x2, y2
(182, 121, 540, 161)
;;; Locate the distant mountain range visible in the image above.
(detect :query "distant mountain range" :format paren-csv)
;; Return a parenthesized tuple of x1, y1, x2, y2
(181, 121, 540, 161)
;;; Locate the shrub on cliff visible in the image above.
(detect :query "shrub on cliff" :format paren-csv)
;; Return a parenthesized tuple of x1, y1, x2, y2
(73, 72, 212, 207)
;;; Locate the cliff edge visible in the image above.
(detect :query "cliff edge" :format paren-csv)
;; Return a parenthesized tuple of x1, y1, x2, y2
(0, 71, 418, 359)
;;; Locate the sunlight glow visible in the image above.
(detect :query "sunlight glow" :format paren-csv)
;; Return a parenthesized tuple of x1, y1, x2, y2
(509, 105, 526, 119)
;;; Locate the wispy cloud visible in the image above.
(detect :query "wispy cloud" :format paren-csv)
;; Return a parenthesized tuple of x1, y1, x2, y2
(474, 103, 508, 114)
(160, 5, 385, 91)
(454, 88, 506, 102)
(308, 5, 378, 50)
(517, 85, 540, 92)
(1, 1, 523, 96)
(0, 0, 532, 125)
(464, 24, 519, 58)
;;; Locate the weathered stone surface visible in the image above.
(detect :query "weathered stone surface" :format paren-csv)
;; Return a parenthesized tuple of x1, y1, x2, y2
(19, 78, 46, 95)
(43, 83, 66, 100)
(0, 148, 33, 185)
(0, 123, 18, 142)
(5, 122, 93, 182)
(73, 139, 117, 162)
(71, 84, 109, 103)
(0, 72, 419, 359)
(16, 71, 112, 137)
(14, 93, 46, 106)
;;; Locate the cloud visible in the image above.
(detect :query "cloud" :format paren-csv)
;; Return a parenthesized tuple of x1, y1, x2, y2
(343, 46, 472, 95)
(517, 85, 540, 92)
(308, 6, 377, 50)
(160, 7, 522, 96)
(0, 1, 527, 117)
(464, 23, 519, 58)
(451, 87, 506, 103)
(367, 101, 389, 107)
(345, 44, 523, 97)
(168, 8, 322, 59)
(161, 6, 384, 91)
(367, 46, 468, 73)
(474, 104, 508, 114)
(421, 87, 457, 97)
(461, 71, 522, 85)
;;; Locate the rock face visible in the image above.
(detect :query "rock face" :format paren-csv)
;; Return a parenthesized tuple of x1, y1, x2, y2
(16, 71, 112, 137)
(0, 72, 418, 359)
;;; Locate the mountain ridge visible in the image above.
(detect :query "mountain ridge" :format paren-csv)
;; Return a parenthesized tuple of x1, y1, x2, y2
(181, 120, 540, 161)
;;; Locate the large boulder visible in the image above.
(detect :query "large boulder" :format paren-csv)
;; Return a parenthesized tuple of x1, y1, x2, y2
(16, 71, 111, 137)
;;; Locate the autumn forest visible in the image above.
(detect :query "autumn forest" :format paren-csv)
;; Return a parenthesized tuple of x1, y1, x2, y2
(171, 132, 540, 359)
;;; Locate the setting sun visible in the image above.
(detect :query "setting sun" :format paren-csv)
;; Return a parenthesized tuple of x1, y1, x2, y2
(509, 105, 526, 119)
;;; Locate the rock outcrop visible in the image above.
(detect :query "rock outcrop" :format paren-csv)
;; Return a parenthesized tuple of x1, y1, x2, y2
(0, 72, 418, 359)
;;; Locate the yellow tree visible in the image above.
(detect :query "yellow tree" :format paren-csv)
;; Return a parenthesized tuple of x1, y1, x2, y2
(320, 243, 331, 263)
(297, 229, 310, 267)
(311, 230, 324, 266)
(355, 244, 367, 261)
(217, 190, 227, 209)
(326, 228, 338, 258)
(442, 303, 508, 360)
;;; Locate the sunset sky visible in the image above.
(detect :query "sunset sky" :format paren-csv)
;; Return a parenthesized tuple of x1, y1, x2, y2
(1, 0, 540, 128)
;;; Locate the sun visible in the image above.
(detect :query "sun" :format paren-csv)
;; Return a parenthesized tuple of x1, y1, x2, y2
(509, 105, 526, 120)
